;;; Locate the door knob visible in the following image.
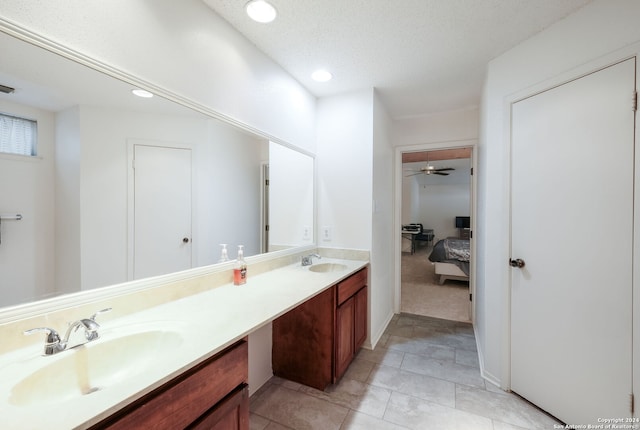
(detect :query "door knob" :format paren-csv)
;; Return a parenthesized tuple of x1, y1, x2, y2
(183, 237, 190, 243)
(509, 258, 525, 268)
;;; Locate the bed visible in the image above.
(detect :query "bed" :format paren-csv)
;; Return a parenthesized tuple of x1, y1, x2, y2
(428, 238, 470, 284)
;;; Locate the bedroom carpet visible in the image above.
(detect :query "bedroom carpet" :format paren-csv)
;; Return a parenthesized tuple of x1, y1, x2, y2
(401, 244, 470, 322)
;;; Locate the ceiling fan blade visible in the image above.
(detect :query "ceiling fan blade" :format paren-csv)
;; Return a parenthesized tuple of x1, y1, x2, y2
(404, 172, 423, 177)
(434, 167, 455, 171)
(433, 172, 449, 176)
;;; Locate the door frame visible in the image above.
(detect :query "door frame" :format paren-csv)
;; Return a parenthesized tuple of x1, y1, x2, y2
(393, 140, 478, 323)
(126, 139, 195, 281)
(503, 49, 640, 394)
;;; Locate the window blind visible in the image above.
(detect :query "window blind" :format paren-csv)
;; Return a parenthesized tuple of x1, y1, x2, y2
(0, 113, 37, 156)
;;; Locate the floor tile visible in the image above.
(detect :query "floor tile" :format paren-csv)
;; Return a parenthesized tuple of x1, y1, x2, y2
(299, 378, 392, 419)
(400, 351, 485, 388)
(355, 345, 405, 368)
(250, 412, 271, 430)
(455, 323, 475, 338)
(455, 348, 480, 368)
(341, 356, 376, 382)
(367, 363, 456, 408)
(455, 384, 561, 429)
(492, 420, 538, 430)
(249, 312, 557, 430)
(485, 380, 507, 394)
(265, 422, 295, 430)
(384, 391, 493, 430)
(412, 325, 477, 351)
(383, 324, 415, 338)
(339, 410, 410, 429)
(251, 384, 349, 430)
(385, 334, 455, 361)
(270, 376, 304, 390)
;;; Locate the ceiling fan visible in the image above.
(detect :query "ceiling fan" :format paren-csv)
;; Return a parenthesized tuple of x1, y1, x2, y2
(405, 164, 455, 176)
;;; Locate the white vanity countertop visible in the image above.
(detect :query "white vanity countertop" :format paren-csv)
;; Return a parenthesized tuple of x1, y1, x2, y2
(0, 257, 368, 430)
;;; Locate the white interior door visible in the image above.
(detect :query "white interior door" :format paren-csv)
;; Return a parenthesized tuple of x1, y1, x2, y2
(133, 144, 192, 279)
(511, 58, 635, 424)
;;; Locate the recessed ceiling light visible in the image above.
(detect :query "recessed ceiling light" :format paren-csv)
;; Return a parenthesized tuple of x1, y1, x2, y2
(245, 0, 277, 23)
(311, 70, 333, 82)
(132, 89, 153, 98)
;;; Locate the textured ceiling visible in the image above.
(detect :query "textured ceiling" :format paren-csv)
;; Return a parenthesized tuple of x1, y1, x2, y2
(204, 0, 593, 118)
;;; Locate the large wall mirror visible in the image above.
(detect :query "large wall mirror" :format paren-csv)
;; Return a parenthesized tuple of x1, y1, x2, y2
(0, 30, 315, 310)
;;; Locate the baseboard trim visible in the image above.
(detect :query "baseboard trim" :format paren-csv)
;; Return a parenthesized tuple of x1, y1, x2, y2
(365, 309, 395, 350)
(473, 324, 503, 390)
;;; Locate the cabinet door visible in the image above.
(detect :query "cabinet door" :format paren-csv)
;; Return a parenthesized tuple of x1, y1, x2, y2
(354, 286, 367, 350)
(335, 297, 354, 382)
(188, 384, 249, 430)
(272, 287, 335, 390)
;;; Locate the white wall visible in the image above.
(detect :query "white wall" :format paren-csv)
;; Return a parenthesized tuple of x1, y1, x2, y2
(268, 142, 314, 250)
(0, 0, 316, 153)
(478, 0, 640, 387)
(0, 100, 56, 307)
(317, 90, 373, 251)
(371, 91, 395, 346)
(393, 108, 479, 147)
(55, 107, 81, 298)
(416, 183, 470, 241)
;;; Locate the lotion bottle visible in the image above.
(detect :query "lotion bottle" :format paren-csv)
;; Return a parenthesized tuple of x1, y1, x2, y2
(233, 245, 247, 285)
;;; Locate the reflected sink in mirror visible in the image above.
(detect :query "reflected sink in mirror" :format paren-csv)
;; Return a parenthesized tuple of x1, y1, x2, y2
(10, 328, 183, 406)
(308, 263, 348, 273)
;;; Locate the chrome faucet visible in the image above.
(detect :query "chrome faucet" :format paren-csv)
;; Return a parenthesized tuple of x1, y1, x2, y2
(62, 318, 100, 345)
(23, 327, 64, 355)
(301, 253, 321, 266)
(24, 307, 112, 356)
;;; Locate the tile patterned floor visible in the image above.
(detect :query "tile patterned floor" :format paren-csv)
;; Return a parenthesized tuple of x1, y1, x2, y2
(249, 313, 562, 430)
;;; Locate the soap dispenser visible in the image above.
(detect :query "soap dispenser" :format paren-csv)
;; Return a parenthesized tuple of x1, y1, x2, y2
(218, 244, 229, 263)
(233, 245, 247, 285)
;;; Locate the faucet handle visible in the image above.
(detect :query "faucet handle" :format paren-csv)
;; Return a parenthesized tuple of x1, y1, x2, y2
(84, 308, 110, 341)
(79, 318, 100, 341)
(90, 307, 112, 322)
(24, 327, 62, 355)
(24, 327, 60, 343)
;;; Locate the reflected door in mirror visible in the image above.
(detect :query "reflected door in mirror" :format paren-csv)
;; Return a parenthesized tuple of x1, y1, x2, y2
(133, 144, 192, 279)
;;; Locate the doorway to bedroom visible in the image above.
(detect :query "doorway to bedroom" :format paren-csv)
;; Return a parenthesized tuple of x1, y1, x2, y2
(399, 147, 473, 322)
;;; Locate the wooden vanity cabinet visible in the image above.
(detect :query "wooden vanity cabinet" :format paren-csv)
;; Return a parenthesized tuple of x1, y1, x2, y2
(272, 267, 368, 390)
(90, 339, 248, 430)
(336, 284, 368, 381)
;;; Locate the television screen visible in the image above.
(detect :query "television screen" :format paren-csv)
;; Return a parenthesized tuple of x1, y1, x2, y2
(455, 216, 470, 229)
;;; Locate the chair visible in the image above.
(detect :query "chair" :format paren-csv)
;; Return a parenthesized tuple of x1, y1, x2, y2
(413, 223, 434, 247)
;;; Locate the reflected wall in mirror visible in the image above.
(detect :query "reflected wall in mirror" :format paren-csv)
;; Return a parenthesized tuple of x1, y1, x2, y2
(0, 30, 314, 309)
(268, 142, 315, 252)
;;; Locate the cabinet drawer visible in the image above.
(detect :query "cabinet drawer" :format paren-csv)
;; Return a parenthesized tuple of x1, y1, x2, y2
(337, 268, 367, 306)
(188, 384, 249, 430)
(95, 339, 248, 429)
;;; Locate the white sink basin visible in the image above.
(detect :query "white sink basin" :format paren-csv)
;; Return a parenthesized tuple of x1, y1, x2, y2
(10, 328, 183, 406)
(308, 263, 348, 273)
